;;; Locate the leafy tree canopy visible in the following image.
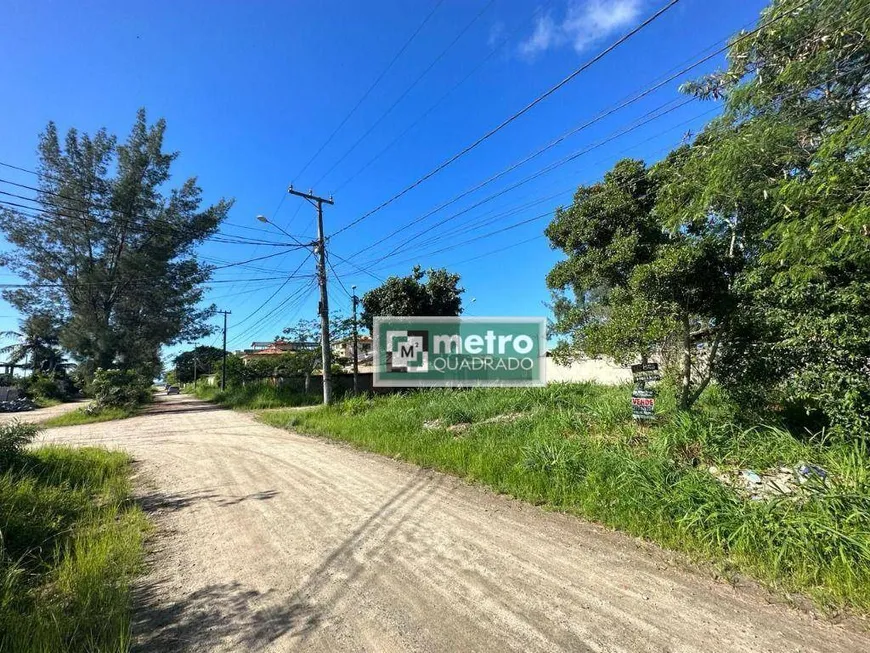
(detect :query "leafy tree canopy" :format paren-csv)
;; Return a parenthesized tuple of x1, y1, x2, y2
(0, 110, 232, 382)
(546, 158, 735, 410)
(547, 0, 870, 434)
(360, 266, 463, 331)
(674, 0, 870, 434)
(172, 345, 224, 384)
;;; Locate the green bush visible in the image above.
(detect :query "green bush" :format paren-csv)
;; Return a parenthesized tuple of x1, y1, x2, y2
(87, 369, 151, 413)
(22, 373, 65, 400)
(189, 381, 319, 410)
(0, 420, 41, 466)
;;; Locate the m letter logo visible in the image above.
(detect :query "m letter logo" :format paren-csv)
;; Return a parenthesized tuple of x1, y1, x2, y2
(385, 329, 429, 373)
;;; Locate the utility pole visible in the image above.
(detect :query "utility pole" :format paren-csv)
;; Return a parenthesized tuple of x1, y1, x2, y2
(193, 357, 199, 389)
(288, 186, 335, 405)
(351, 284, 359, 395)
(217, 310, 231, 391)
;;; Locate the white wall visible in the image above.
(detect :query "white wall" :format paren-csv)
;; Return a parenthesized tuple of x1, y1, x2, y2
(545, 357, 631, 385)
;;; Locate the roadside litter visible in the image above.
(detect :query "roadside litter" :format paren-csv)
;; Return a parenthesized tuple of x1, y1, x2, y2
(708, 463, 830, 501)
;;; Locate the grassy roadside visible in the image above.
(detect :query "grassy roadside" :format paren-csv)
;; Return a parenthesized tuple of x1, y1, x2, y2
(32, 397, 63, 408)
(0, 444, 149, 651)
(41, 406, 138, 428)
(188, 382, 320, 410)
(259, 383, 870, 614)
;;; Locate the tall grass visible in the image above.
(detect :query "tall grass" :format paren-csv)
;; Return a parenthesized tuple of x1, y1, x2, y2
(40, 406, 136, 428)
(0, 446, 148, 652)
(259, 383, 870, 613)
(189, 382, 321, 410)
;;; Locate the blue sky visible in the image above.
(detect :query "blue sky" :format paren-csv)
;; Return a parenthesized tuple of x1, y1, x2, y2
(0, 0, 768, 364)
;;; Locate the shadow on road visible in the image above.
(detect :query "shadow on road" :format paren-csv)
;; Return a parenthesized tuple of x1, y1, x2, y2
(133, 581, 319, 652)
(141, 403, 227, 417)
(131, 411, 445, 652)
(140, 488, 280, 513)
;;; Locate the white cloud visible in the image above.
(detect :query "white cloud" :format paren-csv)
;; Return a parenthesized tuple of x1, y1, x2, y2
(518, 13, 561, 57)
(518, 0, 643, 58)
(564, 0, 642, 52)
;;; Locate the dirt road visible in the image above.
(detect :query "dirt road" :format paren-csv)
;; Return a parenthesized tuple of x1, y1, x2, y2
(39, 395, 869, 652)
(0, 399, 85, 424)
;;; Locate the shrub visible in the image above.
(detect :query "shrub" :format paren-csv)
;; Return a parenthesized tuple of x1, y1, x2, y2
(0, 420, 41, 466)
(87, 369, 151, 413)
(21, 373, 65, 400)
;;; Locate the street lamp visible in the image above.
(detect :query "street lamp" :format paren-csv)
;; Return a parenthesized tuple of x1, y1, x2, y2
(255, 215, 306, 247)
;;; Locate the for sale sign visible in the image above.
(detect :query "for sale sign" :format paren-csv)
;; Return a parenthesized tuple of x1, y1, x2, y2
(631, 388, 656, 420)
(630, 362, 660, 421)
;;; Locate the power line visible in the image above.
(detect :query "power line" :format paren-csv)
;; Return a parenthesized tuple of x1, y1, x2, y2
(347, 96, 686, 262)
(1, 247, 310, 291)
(0, 167, 263, 245)
(0, 274, 301, 290)
(209, 248, 307, 271)
(361, 96, 695, 269)
(226, 279, 318, 348)
(349, 32, 846, 272)
(354, 59, 866, 276)
(230, 252, 314, 331)
(328, 251, 386, 284)
(0, 200, 306, 268)
(332, 0, 556, 194)
(366, 209, 553, 273)
(338, 3, 817, 262)
(325, 253, 353, 299)
(292, 0, 446, 184)
(328, 0, 683, 237)
(310, 0, 497, 190)
(341, 67, 854, 277)
(0, 187, 293, 247)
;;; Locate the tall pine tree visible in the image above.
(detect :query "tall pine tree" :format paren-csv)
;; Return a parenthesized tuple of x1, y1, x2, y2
(0, 110, 232, 380)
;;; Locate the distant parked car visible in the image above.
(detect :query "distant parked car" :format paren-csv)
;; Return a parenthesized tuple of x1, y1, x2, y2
(166, 385, 180, 395)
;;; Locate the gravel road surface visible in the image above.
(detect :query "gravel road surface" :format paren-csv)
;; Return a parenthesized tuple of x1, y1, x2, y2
(38, 395, 869, 652)
(1, 399, 85, 424)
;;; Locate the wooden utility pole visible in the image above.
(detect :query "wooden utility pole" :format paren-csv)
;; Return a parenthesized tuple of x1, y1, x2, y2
(217, 310, 231, 390)
(288, 186, 335, 405)
(351, 285, 359, 395)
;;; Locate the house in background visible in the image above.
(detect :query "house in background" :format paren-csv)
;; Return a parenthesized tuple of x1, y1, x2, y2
(333, 335, 372, 362)
(239, 339, 318, 364)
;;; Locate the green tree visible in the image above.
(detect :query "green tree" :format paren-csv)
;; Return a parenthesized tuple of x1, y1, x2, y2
(172, 345, 224, 384)
(546, 158, 734, 410)
(549, 0, 870, 432)
(220, 353, 254, 388)
(281, 314, 351, 392)
(0, 313, 65, 376)
(668, 0, 870, 434)
(0, 110, 232, 382)
(360, 266, 463, 331)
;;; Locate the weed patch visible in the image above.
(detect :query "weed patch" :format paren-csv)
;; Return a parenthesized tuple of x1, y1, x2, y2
(0, 443, 148, 652)
(189, 382, 321, 410)
(41, 406, 137, 428)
